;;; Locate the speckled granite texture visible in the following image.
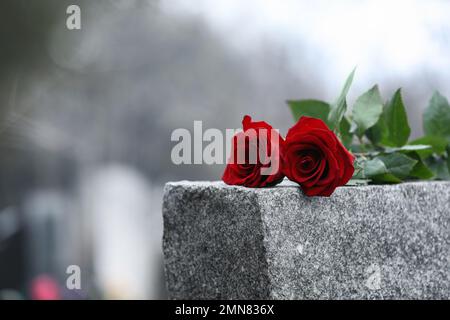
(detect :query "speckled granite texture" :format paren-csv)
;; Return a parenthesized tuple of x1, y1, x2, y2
(162, 180, 450, 299)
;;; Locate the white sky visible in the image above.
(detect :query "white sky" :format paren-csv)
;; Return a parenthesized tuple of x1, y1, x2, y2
(163, 0, 450, 97)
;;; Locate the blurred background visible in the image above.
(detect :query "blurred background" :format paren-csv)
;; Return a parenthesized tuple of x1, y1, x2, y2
(1, 0, 450, 299)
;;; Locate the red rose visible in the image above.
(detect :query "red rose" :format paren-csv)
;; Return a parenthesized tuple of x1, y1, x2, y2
(283, 116, 354, 196)
(222, 115, 285, 187)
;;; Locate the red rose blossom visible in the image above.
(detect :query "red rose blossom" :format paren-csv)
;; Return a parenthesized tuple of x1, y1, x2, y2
(222, 115, 285, 187)
(283, 116, 354, 196)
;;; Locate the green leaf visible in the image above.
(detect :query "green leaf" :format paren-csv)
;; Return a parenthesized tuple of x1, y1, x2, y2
(407, 152, 435, 180)
(328, 68, 356, 130)
(409, 135, 448, 159)
(366, 113, 388, 145)
(381, 89, 411, 147)
(371, 173, 402, 184)
(423, 91, 450, 141)
(351, 85, 383, 137)
(383, 144, 431, 154)
(378, 153, 417, 179)
(425, 157, 450, 180)
(410, 161, 434, 179)
(352, 157, 387, 180)
(339, 117, 353, 149)
(447, 145, 450, 174)
(363, 158, 387, 177)
(351, 143, 378, 154)
(287, 99, 330, 124)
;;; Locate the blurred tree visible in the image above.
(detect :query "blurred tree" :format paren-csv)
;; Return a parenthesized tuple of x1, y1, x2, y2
(0, 0, 74, 205)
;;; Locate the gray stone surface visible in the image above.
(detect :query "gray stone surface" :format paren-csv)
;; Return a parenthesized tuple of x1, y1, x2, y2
(162, 180, 450, 299)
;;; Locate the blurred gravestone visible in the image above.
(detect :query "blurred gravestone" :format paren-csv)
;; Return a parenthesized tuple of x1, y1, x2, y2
(79, 164, 164, 299)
